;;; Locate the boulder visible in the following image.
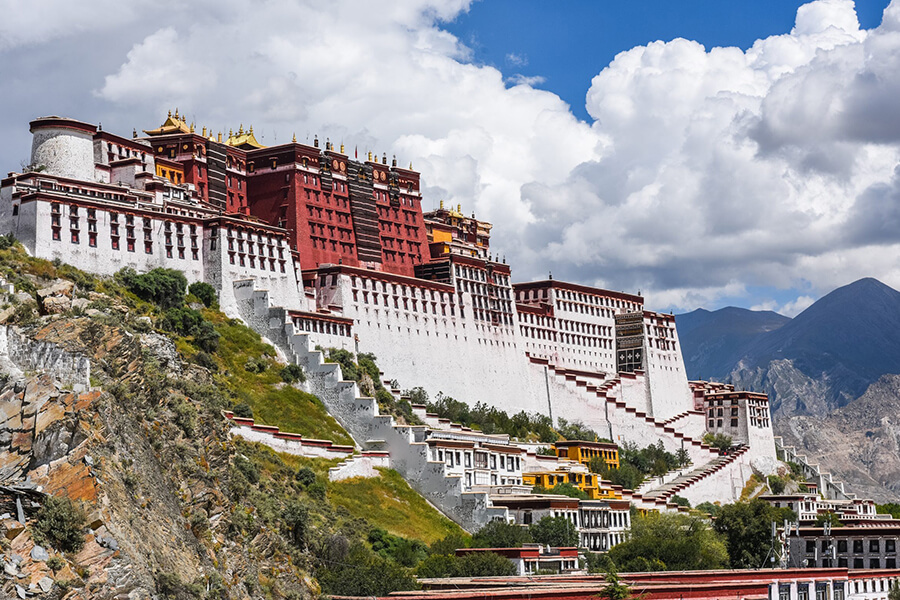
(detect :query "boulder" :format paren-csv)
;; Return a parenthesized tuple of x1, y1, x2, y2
(30, 545, 49, 562)
(36, 281, 74, 301)
(40, 296, 71, 315)
(1, 518, 25, 539)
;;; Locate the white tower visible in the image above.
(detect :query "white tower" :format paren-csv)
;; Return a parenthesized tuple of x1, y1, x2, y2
(29, 117, 97, 181)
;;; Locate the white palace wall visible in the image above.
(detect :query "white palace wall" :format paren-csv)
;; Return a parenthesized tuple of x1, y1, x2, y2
(310, 270, 544, 413)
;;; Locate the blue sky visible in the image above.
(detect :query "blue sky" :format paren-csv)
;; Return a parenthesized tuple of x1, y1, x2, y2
(446, 1, 889, 122)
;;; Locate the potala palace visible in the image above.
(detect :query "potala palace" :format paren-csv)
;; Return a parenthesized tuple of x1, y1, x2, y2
(3, 112, 846, 540)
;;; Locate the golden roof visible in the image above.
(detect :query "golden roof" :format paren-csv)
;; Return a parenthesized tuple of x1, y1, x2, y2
(143, 109, 192, 136)
(225, 124, 265, 150)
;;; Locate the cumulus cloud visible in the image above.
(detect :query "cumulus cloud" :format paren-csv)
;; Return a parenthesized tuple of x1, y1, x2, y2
(2, 0, 900, 313)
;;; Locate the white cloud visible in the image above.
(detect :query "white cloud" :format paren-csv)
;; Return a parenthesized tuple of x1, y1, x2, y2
(506, 52, 528, 67)
(2, 0, 900, 313)
(779, 295, 817, 317)
(506, 74, 547, 86)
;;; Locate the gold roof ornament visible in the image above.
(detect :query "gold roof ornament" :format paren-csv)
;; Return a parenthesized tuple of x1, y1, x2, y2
(190, 122, 195, 133)
(143, 111, 193, 136)
(225, 124, 265, 150)
(292, 133, 297, 143)
(340, 143, 345, 154)
(368, 151, 372, 161)
(202, 126, 207, 137)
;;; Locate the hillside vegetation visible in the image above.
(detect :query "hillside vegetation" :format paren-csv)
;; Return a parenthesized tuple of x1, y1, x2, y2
(0, 242, 464, 598)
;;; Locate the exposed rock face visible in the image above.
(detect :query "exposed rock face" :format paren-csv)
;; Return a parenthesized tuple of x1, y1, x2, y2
(0, 315, 314, 599)
(778, 374, 900, 503)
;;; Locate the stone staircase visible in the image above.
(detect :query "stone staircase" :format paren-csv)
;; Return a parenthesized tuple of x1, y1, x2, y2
(775, 436, 853, 500)
(536, 359, 720, 466)
(638, 445, 749, 503)
(234, 282, 508, 532)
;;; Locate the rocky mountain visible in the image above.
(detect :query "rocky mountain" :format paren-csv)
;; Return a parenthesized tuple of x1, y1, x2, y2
(677, 278, 900, 501)
(676, 307, 790, 381)
(678, 278, 900, 418)
(779, 374, 900, 503)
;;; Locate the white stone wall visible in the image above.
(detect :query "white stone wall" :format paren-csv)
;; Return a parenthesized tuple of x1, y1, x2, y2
(31, 127, 95, 181)
(229, 424, 354, 459)
(205, 225, 300, 316)
(329, 453, 391, 481)
(643, 313, 694, 422)
(320, 272, 541, 413)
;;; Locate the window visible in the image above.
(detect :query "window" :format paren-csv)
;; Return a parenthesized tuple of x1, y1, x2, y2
(887, 540, 896, 553)
(88, 233, 97, 247)
(838, 540, 848, 553)
(870, 558, 880, 568)
(871, 540, 881, 552)
(854, 540, 864, 553)
(854, 558, 864, 568)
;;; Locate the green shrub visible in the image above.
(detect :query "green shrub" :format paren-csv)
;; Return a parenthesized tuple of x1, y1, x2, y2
(234, 455, 260, 485)
(45, 555, 65, 572)
(307, 481, 326, 501)
(768, 474, 786, 494)
(172, 399, 198, 437)
(280, 364, 306, 384)
(31, 496, 86, 553)
(244, 357, 268, 373)
(295, 467, 316, 488)
(282, 500, 309, 547)
(703, 432, 733, 452)
(193, 351, 218, 372)
(187, 281, 218, 308)
(232, 402, 253, 419)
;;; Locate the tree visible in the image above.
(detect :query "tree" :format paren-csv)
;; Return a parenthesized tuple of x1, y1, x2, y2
(609, 511, 728, 572)
(187, 281, 218, 308)
(702, 432, 733, 453)
(767, 474, 786, 494)
(815, 511, 843, 528)
(118, 267, 187, 309)
(889, 580, 900, 600)
(530, 515, 579, 547)
(471, 519, 532, 548)
(596, 565, 637, 600)
(416, 551, 516, 578)
(713, 499, 797, 569)
(532, 482, 588, 500)
(695, 502, 722, 518)
(315, 543, 418, 596)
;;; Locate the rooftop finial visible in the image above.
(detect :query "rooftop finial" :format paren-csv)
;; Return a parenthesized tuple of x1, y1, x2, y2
(392, 155, 397, 167)
(133, 128, 137, 139)
(168, 109, 172, 117)
(175, 108, 179, 119)
(314, 135, 319, 148)
(249, 125, 253, 135)
(218, 132, 222, 143)
(409, 162, 413, 170)
(382, 152, 387, 164)
(98, 122, 102, 131)
(292, 132, 297, 143)
(549, 271, 553, 280)
(190, 122, 195, 133)
(238, 124, 244, 135)
(340, 143, 345, 154)
(202, 126, 207, 136)
(229, 128, 234, 138)
(368, 151, 372, 161)
(457, 204, 461, 213)
(440, 199, 444, 209)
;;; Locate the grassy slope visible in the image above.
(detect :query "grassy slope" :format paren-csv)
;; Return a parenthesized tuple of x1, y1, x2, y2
(201, 311, 354, 446)
(281, 454, 464, 545)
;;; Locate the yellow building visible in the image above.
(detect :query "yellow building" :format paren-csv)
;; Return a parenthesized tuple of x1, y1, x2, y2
(523, 470, 621, 501)
(554, 440, 619, 470)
